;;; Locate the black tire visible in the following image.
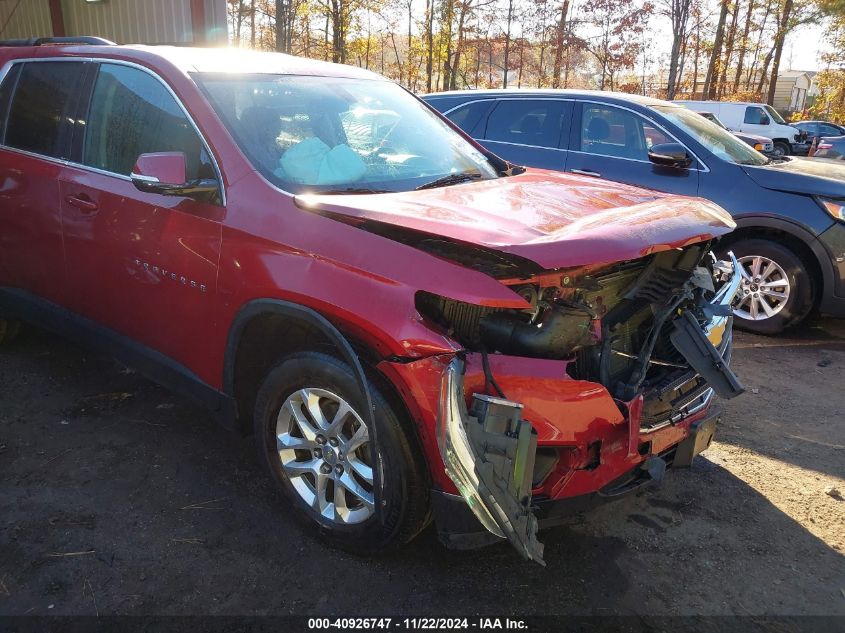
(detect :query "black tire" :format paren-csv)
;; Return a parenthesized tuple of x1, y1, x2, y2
(253, 351, 429, 553)
(0, 319, 20, 346)
(773, 141, 791, 157)
(721, 238, 814, 335)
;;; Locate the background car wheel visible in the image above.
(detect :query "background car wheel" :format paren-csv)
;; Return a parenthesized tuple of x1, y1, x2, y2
(253, 351, 429, 553)
(772, 141, 791, 157)
(0, 319, 20, 346)
(721, 238, 813, 335)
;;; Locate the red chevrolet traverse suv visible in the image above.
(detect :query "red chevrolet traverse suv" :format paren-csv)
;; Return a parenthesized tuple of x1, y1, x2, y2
(0, 38, 743, 564)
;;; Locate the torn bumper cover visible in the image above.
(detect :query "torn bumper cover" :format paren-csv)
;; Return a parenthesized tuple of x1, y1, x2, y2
(434, 253, 744, 564)
(436, 358, 545, 565)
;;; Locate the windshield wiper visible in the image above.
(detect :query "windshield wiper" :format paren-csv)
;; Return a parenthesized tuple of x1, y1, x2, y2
(315, 187, 394, 195)
(415, 172, 482, 190)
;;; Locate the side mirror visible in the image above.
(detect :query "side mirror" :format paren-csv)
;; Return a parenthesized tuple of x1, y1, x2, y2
(131, 152, 219, 201)
(648, 143, 693, 169)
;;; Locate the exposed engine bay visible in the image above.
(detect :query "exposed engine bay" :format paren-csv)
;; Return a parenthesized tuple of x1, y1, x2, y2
(418, 242, 744, 428)
(429, 243, 744, 564)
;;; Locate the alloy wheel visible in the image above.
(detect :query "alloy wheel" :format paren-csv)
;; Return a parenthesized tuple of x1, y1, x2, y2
(276, 388, 375, 524)
(732, 255, 790, 321)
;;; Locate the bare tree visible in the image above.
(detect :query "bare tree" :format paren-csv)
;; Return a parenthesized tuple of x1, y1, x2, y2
(703, 0, 728, 98)
(716, 0, 740, 97)
(766, 0, 793, 105)
(732, 0, 755, 93)
(663, 0, 692, 99)
(583, 0, 652, 91)
(503, 0, 516, 86)
(551, 0, 570, 88)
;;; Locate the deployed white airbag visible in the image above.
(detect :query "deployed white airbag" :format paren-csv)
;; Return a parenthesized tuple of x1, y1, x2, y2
(277, 137, 366, 185)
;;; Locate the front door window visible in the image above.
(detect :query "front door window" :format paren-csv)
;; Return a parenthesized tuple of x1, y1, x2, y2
(579, 104, 656, 161)
(83, 63, 213, 181)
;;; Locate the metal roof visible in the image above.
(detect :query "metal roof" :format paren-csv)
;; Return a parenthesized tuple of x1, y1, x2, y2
(1, 43, 387, 81)
(424, 88, 675, 108)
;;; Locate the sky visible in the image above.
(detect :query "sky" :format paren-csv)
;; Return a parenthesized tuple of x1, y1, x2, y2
(783, 23, 829, 71)
(644, 9, 831, 78)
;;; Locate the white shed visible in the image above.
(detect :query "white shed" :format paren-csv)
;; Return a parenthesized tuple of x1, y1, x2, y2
(774, 70, 815, 112)
(0, 0, 227, 45)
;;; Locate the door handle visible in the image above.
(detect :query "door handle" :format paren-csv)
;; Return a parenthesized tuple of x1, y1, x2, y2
(65, 194, 99, 214)
(570, 168, 602, 178)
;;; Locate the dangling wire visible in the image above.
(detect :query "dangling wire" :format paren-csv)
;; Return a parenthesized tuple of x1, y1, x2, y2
(480, 346, 506, 399)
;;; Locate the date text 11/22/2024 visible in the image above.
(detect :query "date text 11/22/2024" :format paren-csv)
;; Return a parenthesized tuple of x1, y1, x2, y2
(308, 618, 528, 630)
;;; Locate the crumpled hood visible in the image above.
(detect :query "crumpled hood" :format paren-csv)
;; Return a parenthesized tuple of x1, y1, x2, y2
(296, 170, 736, 270)
(743, 157, 845, 198)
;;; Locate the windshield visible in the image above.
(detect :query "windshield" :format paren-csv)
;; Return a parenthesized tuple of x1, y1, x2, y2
(653, 105, 768, 166)
(764, 105, 786, 125)
(195, 74, 498, 194)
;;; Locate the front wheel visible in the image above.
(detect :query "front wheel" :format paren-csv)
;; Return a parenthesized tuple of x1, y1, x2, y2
(721, 239, 813, 334)
(772, 141, 791, 157)
(253, 351, 429, 553)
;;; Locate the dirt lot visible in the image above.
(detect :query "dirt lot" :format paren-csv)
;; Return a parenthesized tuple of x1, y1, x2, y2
(0, 318, 843, 618)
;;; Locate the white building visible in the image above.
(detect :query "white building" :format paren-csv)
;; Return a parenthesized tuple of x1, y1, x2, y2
(0, 0, 227, 46)
(774, 69, 816, 112)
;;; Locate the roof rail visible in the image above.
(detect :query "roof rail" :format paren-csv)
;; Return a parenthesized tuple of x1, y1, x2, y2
(0, 36, 116, 47)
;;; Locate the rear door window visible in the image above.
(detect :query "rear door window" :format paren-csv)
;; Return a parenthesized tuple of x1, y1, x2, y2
(83, 63, 211, 179)
(484, 99, 570, 148)
(5, 62, 86, 159)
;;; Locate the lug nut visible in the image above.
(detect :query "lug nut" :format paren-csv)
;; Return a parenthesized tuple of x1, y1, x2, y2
(313, 448, 323, 458)
(320, 463, 332, 474)
(335, 465, 344, 475)
(328, 437, 339, 447)
(316, 435, 326, 445)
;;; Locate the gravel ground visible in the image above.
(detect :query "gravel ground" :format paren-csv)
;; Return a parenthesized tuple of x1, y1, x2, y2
(0, 318, 843, 617)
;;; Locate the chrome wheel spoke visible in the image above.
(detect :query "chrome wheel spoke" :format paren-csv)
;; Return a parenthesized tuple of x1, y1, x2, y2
(760, 260, 778, 280)
(300, 389, 330, 431)
(282, 457, 320, 475)
(286, 398, 319, 442)
(277, 433, 316, 451)
(761, 289, 787, 300)
(313, 471, 331, 515)
(333, 481, 349, 521)
(750, 256, 762, 278)
(760, 279, 788, 288)
(326, 401, 353, 435)
(344, 424, 369, 454)
(338, 472, 374, 508)
(759, 297, 775, 317)
(347, 456, 374, 484)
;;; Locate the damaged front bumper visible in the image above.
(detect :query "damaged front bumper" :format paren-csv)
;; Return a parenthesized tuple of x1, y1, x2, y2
(437, 358, 545, 564)
(433, 253, 744, 564)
